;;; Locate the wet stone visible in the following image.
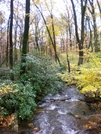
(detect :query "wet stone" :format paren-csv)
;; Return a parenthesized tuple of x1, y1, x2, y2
(52, 127, 65, 134)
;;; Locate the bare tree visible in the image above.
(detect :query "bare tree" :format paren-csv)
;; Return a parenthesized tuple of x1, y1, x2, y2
(35, 4, 61, 65)
(96, 0, 101, 19)
(71, 0, 87, 65)
(88, 0, 100, 52)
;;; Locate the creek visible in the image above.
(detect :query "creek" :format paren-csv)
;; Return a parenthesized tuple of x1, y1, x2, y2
(1, 86, 101, 134)
(26, 86, 100, 134)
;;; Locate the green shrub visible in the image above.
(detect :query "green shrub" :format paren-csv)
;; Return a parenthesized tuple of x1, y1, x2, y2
(0, 82, 36, 121)
(19, 54, 63, 101)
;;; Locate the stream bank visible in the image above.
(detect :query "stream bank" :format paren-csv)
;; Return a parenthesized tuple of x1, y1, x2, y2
(1, 86, 101, 134)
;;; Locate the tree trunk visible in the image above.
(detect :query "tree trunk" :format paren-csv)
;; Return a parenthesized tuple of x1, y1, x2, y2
(66, 26, 70, 73)
(88, 0, 100, 52)
(9, 0, 14, 80)
(87, 17, 93, 52)
(6, 16, 10, 66)
(71, 0, 87, 66)
(14, 21, 18, 63)
(51, 13, 60, 64)
(9, 0, 13, 69)
(78, 45, 83, 65)
(34, 16, 40, 51)
(20, 0, 30, 75)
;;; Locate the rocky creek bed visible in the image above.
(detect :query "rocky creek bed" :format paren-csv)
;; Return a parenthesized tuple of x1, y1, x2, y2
(1, 86, 101, 134)
(25, 86, 101, 134)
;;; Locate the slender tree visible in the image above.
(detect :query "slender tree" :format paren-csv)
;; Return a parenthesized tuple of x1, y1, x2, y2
(35, 4, 61, 65)
(97, 0, 101, 19)
(0, 11, 5, 65)
(6, 15, 10, 66)
(86, 15, 93, 51)
(9, 0, 13, 69)
(71, 0, 87, 65)
(88, 0, 100, 52)
(34, 14, 40, 51)
(20, 0, 30, 74)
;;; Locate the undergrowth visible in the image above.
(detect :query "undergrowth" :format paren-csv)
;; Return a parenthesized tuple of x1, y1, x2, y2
(59, 52, 101, 98)
(0, 53, 63, 122)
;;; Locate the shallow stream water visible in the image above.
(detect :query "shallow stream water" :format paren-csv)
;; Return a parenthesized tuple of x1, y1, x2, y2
(26, 86, 99, 134)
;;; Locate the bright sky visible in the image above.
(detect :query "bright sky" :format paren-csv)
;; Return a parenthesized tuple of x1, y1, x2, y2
(53, 0, 72, 17)
(55, 0, 65, 8)
(51, 0, 65, 17)
(0, 0, 72, 21)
